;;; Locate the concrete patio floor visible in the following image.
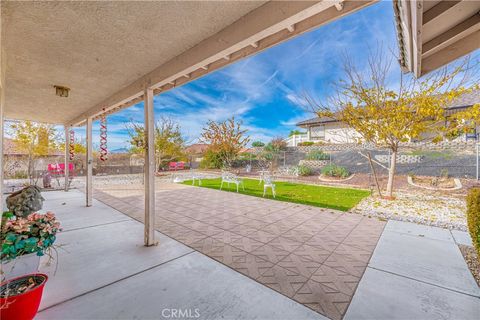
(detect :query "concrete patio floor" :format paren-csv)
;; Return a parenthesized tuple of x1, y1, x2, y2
(36, 190, 326, 320)
(33, 184, 479, 319)
(92, 181, 479, 320)
(94, 184, 386, 320)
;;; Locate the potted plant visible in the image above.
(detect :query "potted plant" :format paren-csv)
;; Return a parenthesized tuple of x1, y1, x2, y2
(1, 211, 61, 281)
(0, 273, 48, 320)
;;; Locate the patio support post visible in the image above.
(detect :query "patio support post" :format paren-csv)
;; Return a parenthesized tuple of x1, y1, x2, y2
(86, 117, 93, 207)
(64, 126, 70, 191)
(144, 87, 156, 246)
(0, 84, 3, 208)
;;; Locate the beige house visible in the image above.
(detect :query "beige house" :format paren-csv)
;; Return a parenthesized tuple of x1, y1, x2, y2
(292, 90, 480, 146)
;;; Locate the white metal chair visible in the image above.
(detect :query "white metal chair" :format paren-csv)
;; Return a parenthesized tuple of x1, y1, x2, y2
(258, 169, 269, 185)
(190, 169, 202, 186)
(262, 175, 276, 198)
(220, 172, 244, 192)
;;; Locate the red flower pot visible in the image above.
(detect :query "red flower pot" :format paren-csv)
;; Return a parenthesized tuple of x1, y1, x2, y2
(0, 273, 48, 320)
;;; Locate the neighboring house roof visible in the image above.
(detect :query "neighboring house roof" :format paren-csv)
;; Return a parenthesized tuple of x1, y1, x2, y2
(296, 115, 339, 127)
(297, 90, 480, 127)
(184, 143, 209, 154)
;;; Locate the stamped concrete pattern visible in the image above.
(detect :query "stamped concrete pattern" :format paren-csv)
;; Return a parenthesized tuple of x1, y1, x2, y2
(94, 184, 386, 320)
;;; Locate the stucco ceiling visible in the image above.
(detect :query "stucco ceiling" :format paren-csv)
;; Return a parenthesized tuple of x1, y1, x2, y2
(2, 1, 266, 124)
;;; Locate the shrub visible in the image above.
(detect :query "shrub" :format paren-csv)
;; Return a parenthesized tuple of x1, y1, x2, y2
(305, 150, 329, 160)
(466, 187, 480, 255)
(298, 141, 314, 146)
(321, 164, 350, 178)
(252, 141, 265, 147)
(264, 137, 287, 152)
(237, 152, 256, 160)
(296, 165, 313, 176)
(199, 149, 224, 169)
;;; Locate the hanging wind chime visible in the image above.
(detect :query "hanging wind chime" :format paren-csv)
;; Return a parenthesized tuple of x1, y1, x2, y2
(99, 113, 108, 162)
(69, 130, 75, 161)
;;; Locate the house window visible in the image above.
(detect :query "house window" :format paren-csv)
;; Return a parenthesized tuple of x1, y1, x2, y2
(310, 125, 325, 139)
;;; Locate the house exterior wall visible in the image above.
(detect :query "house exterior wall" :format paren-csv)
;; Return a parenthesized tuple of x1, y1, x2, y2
(323, 122, 362, 144)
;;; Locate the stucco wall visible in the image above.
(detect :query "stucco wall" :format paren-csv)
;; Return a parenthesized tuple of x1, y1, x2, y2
(324, 122, 362, 144)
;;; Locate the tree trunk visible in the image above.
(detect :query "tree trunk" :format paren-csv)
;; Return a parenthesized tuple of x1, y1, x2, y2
(367, 152, 382, 197)
(386, 150, 397, 198)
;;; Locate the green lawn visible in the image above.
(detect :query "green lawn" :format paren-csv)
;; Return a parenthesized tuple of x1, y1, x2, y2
(182, 178, 370, 211)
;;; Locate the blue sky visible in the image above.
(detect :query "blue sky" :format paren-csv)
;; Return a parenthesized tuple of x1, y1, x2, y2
(77, 1, 400, 150)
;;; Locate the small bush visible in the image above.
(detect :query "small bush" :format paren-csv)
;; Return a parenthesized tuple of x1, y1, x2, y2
(305, 150, 329, 160)
(252, 141, 265, 147)
(466, 187, 480, 255)
(296, 165, 313, 176)
(199, 150, 224, 169)
(264, 137, 287, 152)
(321, 164, 350, 178)
(298, 141, 314, 146)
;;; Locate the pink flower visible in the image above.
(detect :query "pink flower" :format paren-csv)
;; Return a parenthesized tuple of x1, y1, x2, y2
(45, 212, 55, 220)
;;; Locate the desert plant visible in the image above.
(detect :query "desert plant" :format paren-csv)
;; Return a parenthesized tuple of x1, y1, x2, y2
(440, 169, 449, 179)
(305, 150, 329, 160)
(298, 141, 314, 146)
(466, 187, 480, 255)
(321, 164, 350, 178)
(296, 165, 313, 176)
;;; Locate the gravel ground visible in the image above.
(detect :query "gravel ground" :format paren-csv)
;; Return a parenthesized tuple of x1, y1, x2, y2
(352, 193, 467, 231)
(459, 245, 480, 287)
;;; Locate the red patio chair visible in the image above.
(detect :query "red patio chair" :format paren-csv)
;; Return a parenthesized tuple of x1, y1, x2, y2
(176, 162, 185, 170)
(169, 162, 177, 171)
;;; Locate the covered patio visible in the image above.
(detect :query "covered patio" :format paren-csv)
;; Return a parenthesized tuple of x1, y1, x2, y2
(36, 189, 324, 320)
(1, 1, 480, 319)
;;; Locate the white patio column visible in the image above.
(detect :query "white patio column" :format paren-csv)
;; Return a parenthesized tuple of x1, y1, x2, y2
(307, 127, 311, 140)
(86, 117, 93, 207)
(144, 87, 156, 246)
(64, 126, 70, 191)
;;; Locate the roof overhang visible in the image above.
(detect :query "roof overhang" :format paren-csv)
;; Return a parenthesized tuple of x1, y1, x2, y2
(393, 0, 480, 78)
(1, 1, 376, 127)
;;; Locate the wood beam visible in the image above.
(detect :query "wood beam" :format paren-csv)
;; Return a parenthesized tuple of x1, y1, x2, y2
(423, 1, 462, 25)
(422, 30, 480, 76)
(86, 117, 93, 207)
(410, 0, 424, 78)
(64, 127, 70, 191)
(67, 0, 375, 126)
(423, 13, 480, 57)
(144, 88, 156, 247)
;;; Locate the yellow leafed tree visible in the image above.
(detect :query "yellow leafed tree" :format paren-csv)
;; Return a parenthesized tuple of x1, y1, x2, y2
(308, 52, 479, 198)
(9, 121, 59, 183)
